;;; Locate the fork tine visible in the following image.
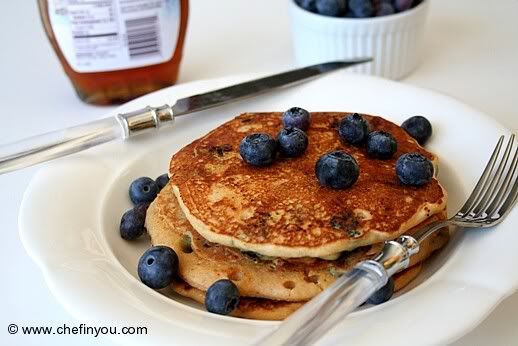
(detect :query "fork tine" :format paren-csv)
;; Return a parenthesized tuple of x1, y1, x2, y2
(470, 135, 515, 217)
(490, 171, 518, 224)
(458, 135, 504, 215)
(485, 140, 518, 217)
(492, 141, 518, 217)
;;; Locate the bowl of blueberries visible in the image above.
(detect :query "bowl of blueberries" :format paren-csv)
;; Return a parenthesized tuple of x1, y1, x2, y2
(290, 0, 429, 79)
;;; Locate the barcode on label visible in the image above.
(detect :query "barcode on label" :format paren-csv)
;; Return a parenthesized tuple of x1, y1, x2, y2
(125, 16, 161, 58)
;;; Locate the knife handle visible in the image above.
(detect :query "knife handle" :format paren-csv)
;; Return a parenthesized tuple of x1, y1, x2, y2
(0, 105, 175, 175)
(0, 117, 122, 175)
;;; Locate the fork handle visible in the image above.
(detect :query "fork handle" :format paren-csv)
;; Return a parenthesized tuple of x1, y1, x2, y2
(254, 236, 420, 346)
(254, 261, 386, 346)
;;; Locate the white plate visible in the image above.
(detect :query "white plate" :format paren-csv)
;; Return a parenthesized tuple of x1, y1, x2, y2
(19, 72, 517, 346)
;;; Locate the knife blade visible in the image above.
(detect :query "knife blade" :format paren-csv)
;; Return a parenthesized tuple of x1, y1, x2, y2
(0, 59, 371, 174)
(172, 59, 371, 116)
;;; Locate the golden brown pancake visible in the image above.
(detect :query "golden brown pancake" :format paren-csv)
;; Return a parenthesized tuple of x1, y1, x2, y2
(146, 183, 449, 302)
(172, 280, 304, 321)
(171, 264, 424, 321)
(170, 112, 447, 258)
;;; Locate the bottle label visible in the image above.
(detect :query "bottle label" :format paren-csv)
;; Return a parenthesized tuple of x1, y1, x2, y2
(47, 0, 181, 73)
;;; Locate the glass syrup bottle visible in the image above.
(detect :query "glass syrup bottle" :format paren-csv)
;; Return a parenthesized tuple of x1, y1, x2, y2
(38, 0, 189, 105)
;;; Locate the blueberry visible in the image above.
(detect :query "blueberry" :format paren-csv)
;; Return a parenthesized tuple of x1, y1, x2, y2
(277, 127, 309, 157)
(315, 0, 346, 16)
(376, 2, 395, 16)
(396, 152, 434, 186)
(282, 107, 311, 131)
(367, 277, 394, 305)
(129, 177, 158, 204)
(393, 0, 413, 12)
(120, 203, 149, 240)
(239, 133, 277, 167)
(205, 279, 240, 315)
(338, 113, 370, 145)
(315, 151, 360, 189)
(366, 131, 397, 159)
(138, 245, 178, 289)
(401, 116, 432, 145)
(348, 0, 374, 18)
(296, 0, 317, 12)
(155, 173, 169, 191)
(412, 0, 423, 8)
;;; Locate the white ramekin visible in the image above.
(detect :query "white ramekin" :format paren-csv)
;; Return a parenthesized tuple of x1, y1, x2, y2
(289, 0, 429, 80)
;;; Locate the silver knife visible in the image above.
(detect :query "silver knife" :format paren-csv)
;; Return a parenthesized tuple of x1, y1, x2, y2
(0, 59, 371, 175)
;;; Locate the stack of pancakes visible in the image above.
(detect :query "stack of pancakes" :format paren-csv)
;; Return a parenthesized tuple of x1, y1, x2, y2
(146, 112, 448, 320)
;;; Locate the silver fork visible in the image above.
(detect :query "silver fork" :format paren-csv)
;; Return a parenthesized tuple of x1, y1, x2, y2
(255, 134, 518, 346)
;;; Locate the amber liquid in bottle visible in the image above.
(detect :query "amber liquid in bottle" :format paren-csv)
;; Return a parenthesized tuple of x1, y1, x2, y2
(38, 0, 188, 105)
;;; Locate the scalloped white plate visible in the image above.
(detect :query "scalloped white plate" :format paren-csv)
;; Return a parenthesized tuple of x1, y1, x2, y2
(19, 72, 517, 346)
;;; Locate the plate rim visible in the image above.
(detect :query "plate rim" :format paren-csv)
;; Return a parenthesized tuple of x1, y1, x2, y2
(18, 72, 517, 346)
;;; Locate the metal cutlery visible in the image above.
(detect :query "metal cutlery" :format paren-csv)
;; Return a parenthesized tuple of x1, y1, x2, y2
(255, 134, 517, 346)
(0, 59, 371, 175)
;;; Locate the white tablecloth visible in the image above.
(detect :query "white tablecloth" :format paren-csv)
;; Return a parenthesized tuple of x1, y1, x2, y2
(1, 1, 516, 345)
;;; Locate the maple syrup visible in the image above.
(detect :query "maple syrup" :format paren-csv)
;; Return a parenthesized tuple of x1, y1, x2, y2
(38, 0, 188, 105)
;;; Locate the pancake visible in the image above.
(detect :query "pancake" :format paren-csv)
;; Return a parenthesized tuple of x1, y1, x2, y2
(170, 112, 447, 258)
(171, 264, 424, 321)
(172, 279, 303, 320)
(146, 183, 449, 302)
